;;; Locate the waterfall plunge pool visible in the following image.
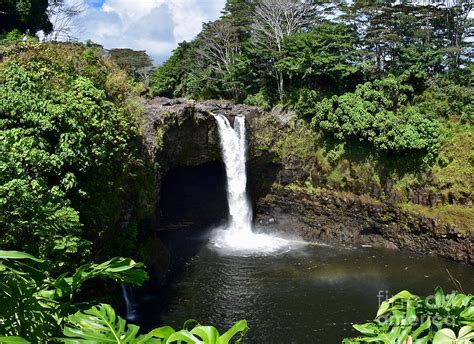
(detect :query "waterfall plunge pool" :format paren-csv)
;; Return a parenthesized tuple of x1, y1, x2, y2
(128, 115, 473, 342)
(129, 230, 474, 343)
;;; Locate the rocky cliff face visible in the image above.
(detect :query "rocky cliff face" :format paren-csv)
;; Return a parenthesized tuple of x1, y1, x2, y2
(142, 97, 473, 264)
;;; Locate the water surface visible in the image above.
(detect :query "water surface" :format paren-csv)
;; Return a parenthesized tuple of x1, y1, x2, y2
(132, 231, 473, 343)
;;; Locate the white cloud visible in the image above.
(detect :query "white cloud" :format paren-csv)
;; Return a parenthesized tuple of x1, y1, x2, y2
(75, 0, 226, 64)
(168, 0, 207, 43)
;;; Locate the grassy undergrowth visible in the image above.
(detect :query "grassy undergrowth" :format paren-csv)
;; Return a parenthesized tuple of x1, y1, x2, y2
(251, 115, 473, 232)
(402, 203, 474, 234)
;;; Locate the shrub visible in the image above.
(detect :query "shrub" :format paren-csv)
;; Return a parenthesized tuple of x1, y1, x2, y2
(304, 75, 442, 159)
(0, 251, 248, 344)
(0, 43, 151, 267)
(63, 306, 248, 344)
(0, 250, 147, 341)
(343, 288, 474, 343)
(244, 90, 271, 110)
(415, 80, 474, 124)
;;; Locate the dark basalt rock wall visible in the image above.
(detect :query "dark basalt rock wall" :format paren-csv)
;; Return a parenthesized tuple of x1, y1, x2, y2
(142, 97, 263, 170)
(256, 186, 473, 264)
(142, 97, 473, 264)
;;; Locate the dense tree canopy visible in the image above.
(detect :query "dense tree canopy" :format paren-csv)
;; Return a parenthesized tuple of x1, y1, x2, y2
(150, 0, 473, 159)
(308, 75, 442, 157)
(0, 0, 52, 35)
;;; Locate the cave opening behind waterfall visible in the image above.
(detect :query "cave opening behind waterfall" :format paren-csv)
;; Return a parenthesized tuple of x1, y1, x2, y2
(159, 162, 230, 230)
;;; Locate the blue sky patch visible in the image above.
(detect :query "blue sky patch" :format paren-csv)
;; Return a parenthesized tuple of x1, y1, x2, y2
(88, 0, 105, 9)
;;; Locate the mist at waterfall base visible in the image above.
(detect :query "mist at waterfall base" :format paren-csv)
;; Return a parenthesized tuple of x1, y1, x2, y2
(124, 115, 474, 342)
(209, 114, 298, 255)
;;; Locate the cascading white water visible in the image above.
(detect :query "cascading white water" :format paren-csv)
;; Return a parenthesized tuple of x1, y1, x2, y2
(214, 115, 252, 233)
(211, 114, 289, 253)
(121, 285, 136, 320)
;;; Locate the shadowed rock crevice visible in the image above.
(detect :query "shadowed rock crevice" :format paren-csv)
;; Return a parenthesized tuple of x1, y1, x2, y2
(160, 163, 229, 230)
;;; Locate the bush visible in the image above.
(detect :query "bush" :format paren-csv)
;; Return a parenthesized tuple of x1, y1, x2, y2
(344, 288, 474, 343)
(244, 90, 271, 110)
(415, 80, 474, 123)
(0, 250, 147, 341)
(0, 43, 151, 267)
(304, 75, 442, 159)
(0, 251, 248, 344)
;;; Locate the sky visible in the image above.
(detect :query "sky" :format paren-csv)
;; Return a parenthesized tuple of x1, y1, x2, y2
(74, 0, 227, 64)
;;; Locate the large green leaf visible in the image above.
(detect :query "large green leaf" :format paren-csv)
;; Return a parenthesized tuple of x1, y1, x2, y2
(190, 326, 219, 343)
(166, 330, 202, 343)
(345, 288, 473, 343)
(0, 251, 147, 342)
(411, 318, 431, 340)
(63, 304, 248, 344)
(53, 258, 148, 298)
(433, 326, 474, 344)
(136, 327, 176, 344)
(0, 251, 43, 263)
(63, 304, 148, 343)
(217, 320, 248, 344)
(0, 337, 30, 343)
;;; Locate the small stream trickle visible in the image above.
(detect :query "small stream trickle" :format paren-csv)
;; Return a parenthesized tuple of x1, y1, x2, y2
(121, 285, 136, 321)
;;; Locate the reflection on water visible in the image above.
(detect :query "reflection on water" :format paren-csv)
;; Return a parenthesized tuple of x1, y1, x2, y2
(133, 232, 474, 343)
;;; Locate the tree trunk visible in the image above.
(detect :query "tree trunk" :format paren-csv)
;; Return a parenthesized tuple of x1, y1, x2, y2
(277, 71, 284, 100)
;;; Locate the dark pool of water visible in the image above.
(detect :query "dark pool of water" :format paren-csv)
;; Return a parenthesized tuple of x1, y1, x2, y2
(131, 230, 473, 344)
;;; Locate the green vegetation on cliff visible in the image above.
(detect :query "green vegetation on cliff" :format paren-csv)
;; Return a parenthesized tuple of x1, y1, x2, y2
(0, 42, 154, 267)
(151, 0, 472, 162)
(148, 0, 470, 232)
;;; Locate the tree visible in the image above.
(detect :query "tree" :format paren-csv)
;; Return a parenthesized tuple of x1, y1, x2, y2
(44, 0, 86, 42)
(305, 75, 442, 158)
(278, 22, 361, 94)
(221, 0, 257, 41)
(1, 44, 151, 267)
(196, 18, 242, 98)
(107, 48, 154, 81)
(251, 0, 311, 99)
(0, 0, 53, 35)
(150, 41, 198, 97)
(442, 0, 473, 71)
(346, 0, 473, 78)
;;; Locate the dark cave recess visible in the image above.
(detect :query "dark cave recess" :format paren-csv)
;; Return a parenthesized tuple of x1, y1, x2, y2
(159, 162, 230, 230)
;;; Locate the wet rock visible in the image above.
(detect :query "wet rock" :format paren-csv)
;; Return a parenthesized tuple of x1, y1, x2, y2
(256, 186, 473, 264)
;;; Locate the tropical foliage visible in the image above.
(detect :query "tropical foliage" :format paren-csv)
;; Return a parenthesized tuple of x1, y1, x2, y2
(0, 250, 147, 341)
(343, 288, 474, 343)
(0, 250, 248, 344)
(306, 75, 442, 158)
(150, 0, 473, 161)
(0, 42, 154, 267)
(63, 305, 248, 344)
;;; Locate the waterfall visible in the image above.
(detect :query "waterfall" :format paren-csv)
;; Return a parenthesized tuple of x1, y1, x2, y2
(214, 115, 253, 234)
(121, 285, 136, 321)
(211, 114, 289, 254)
